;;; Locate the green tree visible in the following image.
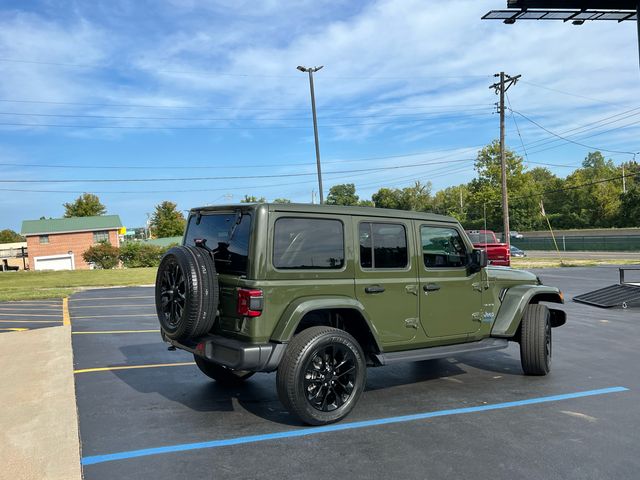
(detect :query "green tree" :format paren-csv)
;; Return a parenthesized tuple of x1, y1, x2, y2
(618, 185, 640, 227)
(466, 141, 528, 231)
(432, 184, 469, 222)
(326, 183, 359, 206)
(372, 181, 432, 211)
(273, 198, 291, 204)
(558, 152, 620, 228)
(358, 199, 375, 207)
(0, 229, 25, 243)
(240, 195, 266, 203)
(82, 242, 119, 269)
(372, 187, 402, 209)
(63, 193, 107, 217)
(119, 242, 167, 268)
(150, 201, 186, 238)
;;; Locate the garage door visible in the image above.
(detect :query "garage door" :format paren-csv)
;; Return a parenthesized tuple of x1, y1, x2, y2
(34, 254, 74, 271)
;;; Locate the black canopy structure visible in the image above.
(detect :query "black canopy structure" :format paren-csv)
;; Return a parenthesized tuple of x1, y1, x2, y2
(483, 1, 640, 65)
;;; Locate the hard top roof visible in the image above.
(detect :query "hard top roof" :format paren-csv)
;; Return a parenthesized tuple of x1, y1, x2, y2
(190, 203, 458, 223)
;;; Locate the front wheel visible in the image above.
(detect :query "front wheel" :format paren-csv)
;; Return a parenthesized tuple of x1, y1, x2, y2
(276, 327, 366, 425)
(193, 355, 254, 385)
(520, 304, 552, 376)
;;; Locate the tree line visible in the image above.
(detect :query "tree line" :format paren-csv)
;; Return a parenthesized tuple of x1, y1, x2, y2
(2, 142, 638, 245)
(324, 142, 640, 231)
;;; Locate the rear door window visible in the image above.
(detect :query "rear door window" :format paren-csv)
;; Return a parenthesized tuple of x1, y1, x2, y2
(359, 222, 408, 269)
(273, 217, 344, 269)
(184, 212, 251, 275)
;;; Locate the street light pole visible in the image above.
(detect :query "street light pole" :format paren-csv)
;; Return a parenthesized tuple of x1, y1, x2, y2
(297, 65, 324, 204)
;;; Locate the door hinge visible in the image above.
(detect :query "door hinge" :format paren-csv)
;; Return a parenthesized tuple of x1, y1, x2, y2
(404, 318, 419, 329)
(472, 282, 489, 292)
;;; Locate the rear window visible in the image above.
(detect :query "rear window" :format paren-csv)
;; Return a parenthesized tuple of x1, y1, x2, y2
(184, 212, 251, 275)
(466, 231, 496, 244)
(273, 217, 344, 270)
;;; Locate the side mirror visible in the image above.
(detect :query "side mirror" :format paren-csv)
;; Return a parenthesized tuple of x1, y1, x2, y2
(469, 249, 488, 273)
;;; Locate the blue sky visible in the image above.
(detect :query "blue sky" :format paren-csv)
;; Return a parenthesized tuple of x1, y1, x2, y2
(1, 0, 639, 231)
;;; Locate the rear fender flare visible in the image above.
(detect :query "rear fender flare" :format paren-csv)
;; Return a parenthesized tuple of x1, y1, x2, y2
(270, 296, 382, 350)
(491, 285, 565, 338)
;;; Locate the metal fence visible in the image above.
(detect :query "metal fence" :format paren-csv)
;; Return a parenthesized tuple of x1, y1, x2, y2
(512, 236, 640, 252)
(0, 246, 28, 271)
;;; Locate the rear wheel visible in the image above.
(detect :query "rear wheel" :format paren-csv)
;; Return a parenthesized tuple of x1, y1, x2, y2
(155, 246, 218, 341)
(194, 355, 254, 385)
(520, 304, 552, 375)
(277, 327, 366, 425)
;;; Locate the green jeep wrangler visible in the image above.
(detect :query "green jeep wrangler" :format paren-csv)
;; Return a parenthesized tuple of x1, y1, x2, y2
(155, 203, 566, 425)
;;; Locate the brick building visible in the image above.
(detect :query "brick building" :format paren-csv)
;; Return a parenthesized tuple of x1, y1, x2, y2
(21, 215, 123, 270)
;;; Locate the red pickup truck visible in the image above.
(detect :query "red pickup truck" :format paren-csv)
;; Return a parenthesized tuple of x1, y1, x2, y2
(465, 230, 510, 266)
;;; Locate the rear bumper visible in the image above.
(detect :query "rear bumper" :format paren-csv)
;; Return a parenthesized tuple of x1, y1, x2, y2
(161, 330, 286, 372)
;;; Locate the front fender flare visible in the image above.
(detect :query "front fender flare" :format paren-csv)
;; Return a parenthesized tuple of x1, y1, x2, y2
(270, 296, 382, 349)
(491, 285, 564, 338)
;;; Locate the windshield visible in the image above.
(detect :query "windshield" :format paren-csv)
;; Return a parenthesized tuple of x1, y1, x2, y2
(184, 212, 252, 275)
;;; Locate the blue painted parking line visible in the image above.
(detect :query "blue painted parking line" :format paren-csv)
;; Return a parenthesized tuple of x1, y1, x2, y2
(82, 386, 628, 466)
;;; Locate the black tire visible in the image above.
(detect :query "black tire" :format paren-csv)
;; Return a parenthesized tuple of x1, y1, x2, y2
(520, 304, 552, 376)
(155, 246, 218, 341)
(193, 355, 254, 385)
(276, 326, 366, 426)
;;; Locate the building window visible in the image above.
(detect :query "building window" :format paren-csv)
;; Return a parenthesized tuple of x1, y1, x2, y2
(93, 231, 109, 243)
(359, 222, 408, 269)
(39, 235, 49, 244)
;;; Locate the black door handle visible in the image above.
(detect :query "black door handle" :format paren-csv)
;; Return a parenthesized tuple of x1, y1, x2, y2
(365, 285, 385, 294)
(423, 283, 441, 292)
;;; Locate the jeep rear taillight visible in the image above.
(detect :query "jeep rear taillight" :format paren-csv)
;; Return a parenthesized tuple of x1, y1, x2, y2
(237, 288, 263, 317)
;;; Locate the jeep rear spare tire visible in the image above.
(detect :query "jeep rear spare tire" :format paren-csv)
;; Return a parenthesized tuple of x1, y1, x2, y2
(276, 326, 366, 426)
(155, 245, 218, 341)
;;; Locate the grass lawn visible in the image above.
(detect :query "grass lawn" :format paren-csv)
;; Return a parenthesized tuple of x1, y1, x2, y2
(0, 268, 156, 302)
(511, 257, 640, 269)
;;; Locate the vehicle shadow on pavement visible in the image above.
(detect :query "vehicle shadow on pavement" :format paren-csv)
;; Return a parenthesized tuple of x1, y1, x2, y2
(454, 350, 524, 376)
(365, 359, 466, 392)
(112, 343, 521, 426)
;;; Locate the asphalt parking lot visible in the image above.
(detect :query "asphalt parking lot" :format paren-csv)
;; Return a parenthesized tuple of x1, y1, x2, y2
(7, 266, 640, 479)
(0, 298, 64, 333)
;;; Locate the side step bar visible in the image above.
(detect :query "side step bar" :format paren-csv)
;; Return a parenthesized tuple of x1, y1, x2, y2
(374, 338, 509, 366)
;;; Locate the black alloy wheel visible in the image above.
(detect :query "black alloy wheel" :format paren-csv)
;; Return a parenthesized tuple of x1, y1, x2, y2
(277, 326, 366, 425)
(159, 258, 186, 329)
(303, 344, 357, 412)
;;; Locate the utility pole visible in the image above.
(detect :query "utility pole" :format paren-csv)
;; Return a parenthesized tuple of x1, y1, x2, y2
(623, 163, 627, 193)
(490, 72, 520, 247)
(297, 65, 324, 204)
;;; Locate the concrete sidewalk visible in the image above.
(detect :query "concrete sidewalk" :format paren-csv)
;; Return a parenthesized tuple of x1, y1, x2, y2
(0, 326, 82, 480)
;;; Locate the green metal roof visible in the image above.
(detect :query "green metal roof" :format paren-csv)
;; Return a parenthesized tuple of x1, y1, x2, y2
(21, 215, 123, 236)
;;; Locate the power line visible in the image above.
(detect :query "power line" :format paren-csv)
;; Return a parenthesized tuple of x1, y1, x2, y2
(0, 98, 494, 111)
(510, 109, 639, 156)
(0, 157, 478, 184)
(0, 57, 491, 80)
(0, 112, 492, 131)
(512, 106, 640, 154)
(519, 80, 628, 106)
(0, 107, 491, 122)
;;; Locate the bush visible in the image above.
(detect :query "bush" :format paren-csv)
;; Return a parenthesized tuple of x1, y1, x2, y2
(83, 242, 120, 269)
(119, 242, 167, 268)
